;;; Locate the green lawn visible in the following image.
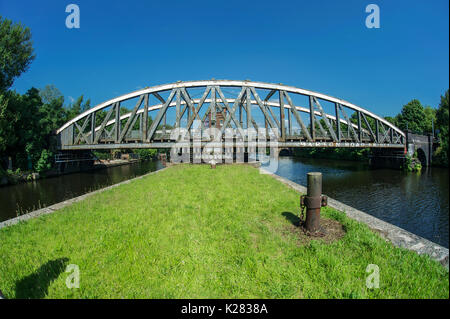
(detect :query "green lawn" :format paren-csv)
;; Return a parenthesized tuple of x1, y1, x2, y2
(0, 164, 448, 298)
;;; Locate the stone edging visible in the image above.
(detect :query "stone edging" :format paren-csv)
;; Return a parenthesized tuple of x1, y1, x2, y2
(260, 168, 449, 269)
(0, 167, 168, 230)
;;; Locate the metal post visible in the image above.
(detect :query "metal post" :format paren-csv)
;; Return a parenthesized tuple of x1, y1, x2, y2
(288, 108, 292, 138)
(335, 103, 341, 142)
(115, 102, 120, 143)
(211, 87, 216, 128)
(239, 102, 243, 128)
(176, 89, 181, 128)
(163, 112, 166, 139)
(246, 87, 251, 130)
(90, 112, 95, 144)
(309, 96, 315, 141)
(357, 111, 362, 141)
(301, 172, 327, 233)
(280, 91, 285, 141)
(143, 94, 148, 141)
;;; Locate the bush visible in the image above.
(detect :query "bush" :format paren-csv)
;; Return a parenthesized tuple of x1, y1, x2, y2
(93, 151, 111, 160)
(403, 155, 422, 172)
(133, 149, 158, 160)
(0, 166, 6, 178)
(35, 149, 53, 173)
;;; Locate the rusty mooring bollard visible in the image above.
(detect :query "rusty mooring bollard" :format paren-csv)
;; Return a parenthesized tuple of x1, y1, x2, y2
(300, 172, 328, 233)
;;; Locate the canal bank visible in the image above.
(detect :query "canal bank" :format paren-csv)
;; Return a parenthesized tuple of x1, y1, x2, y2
(0, 164, 447, 298)
(5, 162, 446, 268)
(0, 159, 164, 222)
(0, 166, 168, 229)
(261, 167, 449, 268)
(2, 156, 448, 248)
(275, 156, 449, 248)
(0, 158, 144, 187)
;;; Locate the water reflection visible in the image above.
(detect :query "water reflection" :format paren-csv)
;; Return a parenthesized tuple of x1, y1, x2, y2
(274, 157, 449, 248)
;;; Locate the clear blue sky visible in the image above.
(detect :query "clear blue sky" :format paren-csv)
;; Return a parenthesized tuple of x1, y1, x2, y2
(1, 0, 448, 117)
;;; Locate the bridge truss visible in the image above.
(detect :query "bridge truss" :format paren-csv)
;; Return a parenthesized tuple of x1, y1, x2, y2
(56, 80, 405, 151)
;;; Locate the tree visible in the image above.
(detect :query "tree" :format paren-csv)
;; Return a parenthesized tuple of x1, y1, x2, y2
(423, 106, 436, 134)
(0, 16, 35, 92)
(0, 88, 45, 169)
(395, 99, 427, 133)
(384, 116, 398, 126)
(39, 84, 63, 105)
(434, 89, 449, 166)
(0, 91, 19, 153)
(66, 95, 92, 121)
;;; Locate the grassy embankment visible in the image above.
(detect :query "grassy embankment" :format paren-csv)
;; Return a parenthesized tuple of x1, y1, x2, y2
(0, 164, 448, 298)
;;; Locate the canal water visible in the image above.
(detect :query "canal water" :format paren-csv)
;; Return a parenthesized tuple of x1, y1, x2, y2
(1, 157, 448, 248)
(273, 156, 449, 248)
(0, 160, 164, 223)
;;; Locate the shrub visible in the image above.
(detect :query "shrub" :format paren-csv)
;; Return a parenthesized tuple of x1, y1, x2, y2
(133, 149, 158, 160)
(35, 149, 53, 173)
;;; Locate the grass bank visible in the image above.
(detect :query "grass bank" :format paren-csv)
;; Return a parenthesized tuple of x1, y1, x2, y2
(0, 164, 447, 298)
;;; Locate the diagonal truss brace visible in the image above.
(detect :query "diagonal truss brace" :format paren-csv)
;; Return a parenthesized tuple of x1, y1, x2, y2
(147, 90, 176, 141)
(75, 114, 92, 144)
(338, 104, 359, 142)
(312, 97, 338, 142)
(282, 91, 313, 141)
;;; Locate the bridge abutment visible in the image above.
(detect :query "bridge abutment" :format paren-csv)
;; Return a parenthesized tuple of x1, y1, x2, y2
(369, 131, 435, 169)
(405, 130, 434, 167)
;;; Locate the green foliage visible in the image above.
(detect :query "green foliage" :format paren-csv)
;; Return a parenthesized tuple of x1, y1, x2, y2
(414, 162, 422, 172)
(0, 16, 67, 173)
(433, 90, 449, 167)
(133, 148, 158, 160)
(65, 95, 91, 121)
(39, 85, 63, 105)
(92, 150, 111, 161)
(38, 88, 67, 137)
(396, 99, 428, 133)
(423, 106, 436, 134)
(384, 116, 397, 126)
(403, 155, 413, 172)
(0, 16, 35, 92)
(0, 84, 86, 172)
(35, 149, 53, 173)
(403, 155, 422, 172)
(0, 88, 45, 166)
(0, 92, 16, 153)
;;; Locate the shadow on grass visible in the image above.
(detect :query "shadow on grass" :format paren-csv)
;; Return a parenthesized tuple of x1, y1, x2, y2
(282, 211, 301, 226)
(15, 258, 69, 299)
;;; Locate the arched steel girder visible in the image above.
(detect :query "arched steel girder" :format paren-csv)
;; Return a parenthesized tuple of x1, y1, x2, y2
(90, 99, 363, 134)
(56, 80, 405, 150)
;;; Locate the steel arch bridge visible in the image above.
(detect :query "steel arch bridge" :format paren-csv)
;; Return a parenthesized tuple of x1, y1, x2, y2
(56, 80, 406, 151)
